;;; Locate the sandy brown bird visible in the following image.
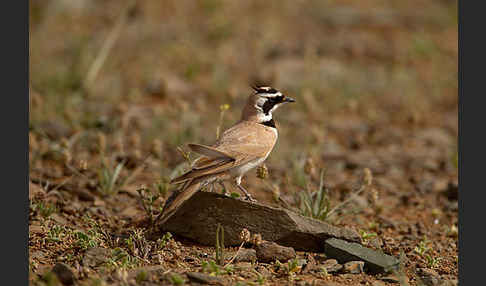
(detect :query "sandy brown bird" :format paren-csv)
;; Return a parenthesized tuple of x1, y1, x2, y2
(159, 86, 295, 224)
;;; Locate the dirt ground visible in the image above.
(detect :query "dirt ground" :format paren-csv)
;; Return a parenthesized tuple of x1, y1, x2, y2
(29, 1, 458, 285)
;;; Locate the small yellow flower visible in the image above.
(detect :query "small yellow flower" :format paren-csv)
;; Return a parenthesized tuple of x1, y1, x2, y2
(220, 104, 230, 111)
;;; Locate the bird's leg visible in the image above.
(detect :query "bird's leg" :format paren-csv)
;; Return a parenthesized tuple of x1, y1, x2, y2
(219, 181, 229, 196)
(235, 176, 256, 202)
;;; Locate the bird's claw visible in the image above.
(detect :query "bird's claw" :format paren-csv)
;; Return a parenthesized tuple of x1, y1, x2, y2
(244, 195, 257, 202)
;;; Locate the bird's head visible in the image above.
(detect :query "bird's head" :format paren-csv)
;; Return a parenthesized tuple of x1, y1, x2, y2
(241, 86, 296, 123)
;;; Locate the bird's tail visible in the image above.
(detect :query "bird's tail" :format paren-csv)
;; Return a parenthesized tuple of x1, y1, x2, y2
(158, 179, 203, 225)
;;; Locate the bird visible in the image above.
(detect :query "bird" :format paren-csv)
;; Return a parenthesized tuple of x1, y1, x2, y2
(158, 86, 295, 224)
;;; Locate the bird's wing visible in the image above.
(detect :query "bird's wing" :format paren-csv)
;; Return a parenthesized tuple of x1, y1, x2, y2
(187, 143, 233, 160)
(170, 156, 235, 184)
(170, 122, 277, 184)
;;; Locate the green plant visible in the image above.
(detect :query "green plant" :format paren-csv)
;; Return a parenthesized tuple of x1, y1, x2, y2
(157, 232, 173, 249)
(96, 156, 127, 196)
(34, 201, 57, 219)
(124, 228, 150, 259)
(255, 273, 266, 285)
(201, 260, 233, 276)
(299, 170, 330, 221)
(169, 273, 185, 285)
(414, 237, 431, 257)
(286, 259, 301, 275)
(360, 230, 378, 241)
(215, 223, 225, 265)
(75, 217, 107, 250)
(154, 180, 170, 198)
(327, 168, 373, 220)
(137, 187, 163, 225)
(135, 270, 148, 283)
(229, 192, 240, 199)
(46, 225, 67, 243)
(425, 254, 440, 268)
(75, 230, 101, 250)
(106, 248, 140, 270)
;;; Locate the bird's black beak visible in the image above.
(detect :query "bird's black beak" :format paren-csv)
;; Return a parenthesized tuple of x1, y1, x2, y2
(283, 96, 296, 103)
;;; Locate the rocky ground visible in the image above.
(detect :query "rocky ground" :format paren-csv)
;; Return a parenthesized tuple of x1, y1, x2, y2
(29, 1, 457, 285)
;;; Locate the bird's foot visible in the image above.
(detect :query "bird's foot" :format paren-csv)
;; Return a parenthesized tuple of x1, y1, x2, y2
(244, 194, 257, 202)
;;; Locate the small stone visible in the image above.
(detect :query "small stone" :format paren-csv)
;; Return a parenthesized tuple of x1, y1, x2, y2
(301, 253, 317, 274)
(234, 262, 253, 271)
(443, 279, 458, 286)
(342, 261, 364, 274)
(255, 265, 272, 278)
(75, 189, 95, 202)
(29, 182, 45, 200)
(31, 251, 46, 260)
(30, 225, 44, 234)
(415, 268, 442, 286)
(255, 241, 296, 263)
(37, 121, 72, 140)
(379, 272, 409, 284)
(50, 213, 68, 225)
(82, 247, 111, 268)
(186, 272, 224, 285)
(324, 238, 399, 274)
(52, 262, 75, 285)
(233, 248, 257, 263)
(321, 259, 343, 273)
(371, 281, 386, 286)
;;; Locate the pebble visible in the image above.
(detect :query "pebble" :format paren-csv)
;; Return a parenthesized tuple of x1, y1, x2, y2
(321, 259, 343, 273)
(415, 268, 442, 286)
(342, 261, 365, 274)
(186, 272, 224, 285)
(255, 241, 296, 263)
(82, 247, 111, 268)
(52, 262, 75, 285)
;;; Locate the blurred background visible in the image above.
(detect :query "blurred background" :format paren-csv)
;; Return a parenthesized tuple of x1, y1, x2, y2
(29, 0, 458, 282)
(29, 0, 457, 196)
(29, 0, 458, 223)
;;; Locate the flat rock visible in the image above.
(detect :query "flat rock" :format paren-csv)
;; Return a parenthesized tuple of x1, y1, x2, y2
(255, 241, 296, 263)
(52, 262, 75, 285)
(159, 191, 360, 251)
(324, 238, 399, 274)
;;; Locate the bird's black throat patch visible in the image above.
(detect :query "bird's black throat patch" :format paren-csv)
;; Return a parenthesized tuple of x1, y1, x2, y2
(261, 119, 276, 128)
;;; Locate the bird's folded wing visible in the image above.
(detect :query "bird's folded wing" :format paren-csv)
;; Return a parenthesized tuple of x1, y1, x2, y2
(187, 143, 233, 159)
(169, 154, 261, 184)
(191, 156, 231, 170)
(170, 157, 236, 184)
